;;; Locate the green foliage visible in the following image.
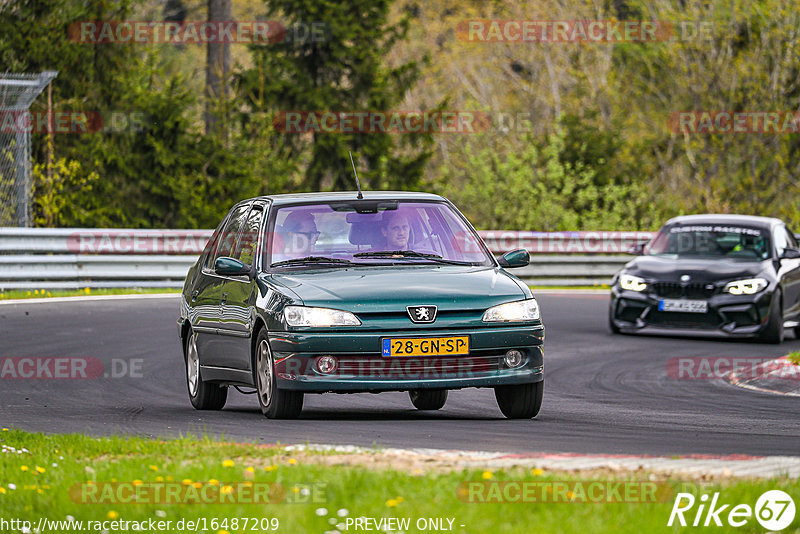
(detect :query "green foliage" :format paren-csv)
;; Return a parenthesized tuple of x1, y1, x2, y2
(438, 126, 659, 231)
(237, 0, 436, 192)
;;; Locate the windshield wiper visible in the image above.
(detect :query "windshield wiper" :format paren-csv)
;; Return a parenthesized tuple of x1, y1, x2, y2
(271, 256, 354, 267)
(353, 250, 473, 265)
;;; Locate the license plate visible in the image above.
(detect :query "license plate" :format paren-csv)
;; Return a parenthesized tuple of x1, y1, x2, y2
(382, 336, 469, 357)
(658, 299, 708, 313)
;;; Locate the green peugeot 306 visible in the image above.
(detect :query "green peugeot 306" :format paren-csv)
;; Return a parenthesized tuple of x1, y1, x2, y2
(178, 192, 544, 419)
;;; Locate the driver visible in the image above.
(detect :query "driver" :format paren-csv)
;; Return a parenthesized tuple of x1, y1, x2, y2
(381, 211, 411, 251)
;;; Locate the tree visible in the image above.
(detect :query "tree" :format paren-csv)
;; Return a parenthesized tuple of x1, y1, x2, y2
(237, 0, 436, 192)
(205, 0, 231, 136)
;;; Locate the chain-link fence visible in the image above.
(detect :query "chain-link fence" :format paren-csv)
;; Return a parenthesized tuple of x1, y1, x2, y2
(0, 71, 58, 227)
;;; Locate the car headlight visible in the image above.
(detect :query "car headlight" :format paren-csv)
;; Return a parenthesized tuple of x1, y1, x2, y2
(724, 278, 768, 295)
(284, 305, 361, 327)
(619, 273, 647, 292)
(482, 298, 540, 322)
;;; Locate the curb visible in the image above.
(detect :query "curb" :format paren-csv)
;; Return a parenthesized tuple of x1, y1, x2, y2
(725, 356, 800, 396)
(283, 444, 800, 479)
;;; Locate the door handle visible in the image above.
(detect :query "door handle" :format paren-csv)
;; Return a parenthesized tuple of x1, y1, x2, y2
(221, 292, 228, 305)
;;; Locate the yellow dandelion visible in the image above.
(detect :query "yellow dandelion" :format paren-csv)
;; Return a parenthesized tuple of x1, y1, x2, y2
(481, 471, 493, 480)
(386, 499, 399, 507)
(155, 476, 164, 482)
(531, 468, 544, 476)
(287, 458, 297, 465)
(263, 465, 277, 472)
(86, 481, 95, 485)
(220, 485, 233, 495)
(396, 496, 404, 503)
(2, 428, 9, 431)
(192, 482, 202, 489)
(566, 491, 576, 500)
(107, 511, 118, 520)
(0, 487, 6, 495)
(181, 479, 192, 486)
(291, 486, 299, 494)
(245, 466, 255, 473)
(20, 465, 28, 472)
(148, 465, 159, 472)
(85, 287, 91, 294)
(218, 530, 229, 534)
(132, 480, 143, 487)
(208, 479, 219, 486)
(35, 466, 45, 474)
(222, 459, 234, 468)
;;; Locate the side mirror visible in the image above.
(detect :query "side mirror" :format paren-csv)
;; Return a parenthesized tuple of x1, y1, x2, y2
(215, 256, 249, 277)
(627, 242, 647, 255)
(780, 248, 800, 260)
(498, 249, 530, 268)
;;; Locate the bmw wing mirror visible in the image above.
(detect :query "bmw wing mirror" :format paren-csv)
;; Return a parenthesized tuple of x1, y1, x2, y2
(215, 256, 249, 277)
(498, 249, 530, 268)
(780, 248, 800, 260)
(627, 242, 647, 255)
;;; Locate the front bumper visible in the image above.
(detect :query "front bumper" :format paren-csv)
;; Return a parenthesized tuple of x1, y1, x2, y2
(610, 286, 774, 336)
(269, 324, 544, 392)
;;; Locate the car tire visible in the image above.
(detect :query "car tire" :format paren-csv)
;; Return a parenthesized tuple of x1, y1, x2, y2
(409, 389, 448, 410)
(759, 291, 784, 344)
(254, 328, 303, 419)
(608, 304, 621, 334)
(185, 331, 228, 410)
(494, 380, 543, 419)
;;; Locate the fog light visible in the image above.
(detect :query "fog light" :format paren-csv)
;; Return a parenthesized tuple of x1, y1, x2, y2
(316, 355, 338, 374)
(504, 350, 524, 368)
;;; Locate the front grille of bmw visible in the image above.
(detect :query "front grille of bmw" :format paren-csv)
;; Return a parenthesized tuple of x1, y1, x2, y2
(651, 282, 716, 299)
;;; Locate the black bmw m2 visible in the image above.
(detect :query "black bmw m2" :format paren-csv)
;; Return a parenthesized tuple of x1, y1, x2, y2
(610, 214, 800, 343)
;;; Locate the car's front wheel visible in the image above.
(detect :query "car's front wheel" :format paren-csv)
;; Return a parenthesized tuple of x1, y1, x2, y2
(759, 291, 784, 344)
(409, 389, 448, 410)
(494, 381, 543, 419)
(254, 329, 303, 419)
(185, 331, 228, 410)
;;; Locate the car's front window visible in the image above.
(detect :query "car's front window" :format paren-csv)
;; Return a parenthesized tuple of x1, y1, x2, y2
(647, 224, 771, 260)
(264, 200, 494, 268)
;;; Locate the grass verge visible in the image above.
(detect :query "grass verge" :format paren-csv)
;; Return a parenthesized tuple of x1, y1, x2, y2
(0, 288, 180, 300)
(0, 429, 797, 533)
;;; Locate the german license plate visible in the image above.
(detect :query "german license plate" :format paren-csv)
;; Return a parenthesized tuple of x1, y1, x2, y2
(382, 336, 469, 357)
(658, 299, 708, 313)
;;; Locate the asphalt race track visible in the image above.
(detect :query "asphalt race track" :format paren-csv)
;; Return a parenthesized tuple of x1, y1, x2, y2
(1, 293, 798, 456)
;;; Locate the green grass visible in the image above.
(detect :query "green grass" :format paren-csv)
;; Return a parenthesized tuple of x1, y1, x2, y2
(787, 351, 800, 366)
(0, 288, 180, 300)
(0, 429, 797, 533)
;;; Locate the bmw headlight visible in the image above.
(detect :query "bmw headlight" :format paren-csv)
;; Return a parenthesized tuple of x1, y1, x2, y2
(724, 278, 768, 295)
(284, 305, 361, 327)
(619, 273, 647, 292)
(482, 298, 540, 322)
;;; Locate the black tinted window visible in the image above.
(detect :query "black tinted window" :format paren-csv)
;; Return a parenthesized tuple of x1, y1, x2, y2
(213, 203, 251, 263)
(233, 205, 264, 266)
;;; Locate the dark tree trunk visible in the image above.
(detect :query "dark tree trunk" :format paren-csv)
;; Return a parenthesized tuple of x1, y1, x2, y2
(205, 0, 231, 136)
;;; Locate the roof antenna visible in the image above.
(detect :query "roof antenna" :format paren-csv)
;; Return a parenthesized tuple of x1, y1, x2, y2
(349, 151, 363, 199)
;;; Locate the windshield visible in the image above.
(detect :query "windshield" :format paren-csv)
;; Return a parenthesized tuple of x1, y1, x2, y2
(264, 200, 494, 268)
(647, 224, 771, 260)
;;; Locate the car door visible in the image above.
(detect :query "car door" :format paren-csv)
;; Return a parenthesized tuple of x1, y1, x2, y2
(217, 202, 266, 371)
(199, 201, 252, 369)
(776, 225, 800, 318)
(189, 215, 230, 361)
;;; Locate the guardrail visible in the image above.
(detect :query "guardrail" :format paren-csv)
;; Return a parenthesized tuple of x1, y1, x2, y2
(0, 228, 647, 289)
